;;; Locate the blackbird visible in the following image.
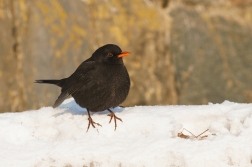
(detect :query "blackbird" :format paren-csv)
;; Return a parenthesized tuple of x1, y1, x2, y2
(35, 44, 130, 131)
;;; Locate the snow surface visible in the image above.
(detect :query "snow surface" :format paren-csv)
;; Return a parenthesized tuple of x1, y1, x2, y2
(1, 98, 252, 167)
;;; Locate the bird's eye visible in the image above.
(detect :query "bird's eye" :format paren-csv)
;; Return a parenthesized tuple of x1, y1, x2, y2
(107, 53, 113, 57)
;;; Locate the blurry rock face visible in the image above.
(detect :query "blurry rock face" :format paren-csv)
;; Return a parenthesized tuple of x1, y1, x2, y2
(0, 0, 176, 112)
(170, 1, 252, 104)
(1, 0, 252, 112)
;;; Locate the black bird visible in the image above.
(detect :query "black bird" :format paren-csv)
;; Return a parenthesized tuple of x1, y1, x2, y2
(35, 44, 131, 131)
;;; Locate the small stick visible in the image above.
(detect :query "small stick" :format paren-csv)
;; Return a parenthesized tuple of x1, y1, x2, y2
(196, 129, 209, 138)
(183, 128, 197, 138)
(178, 128, 211, 139)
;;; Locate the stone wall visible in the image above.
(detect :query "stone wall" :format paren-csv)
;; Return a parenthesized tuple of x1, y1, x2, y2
(170, 0, 252, 104)
(0, 0, 251, 112)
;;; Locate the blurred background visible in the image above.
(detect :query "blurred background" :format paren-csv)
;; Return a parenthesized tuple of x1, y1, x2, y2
(0, 0, 252, 113)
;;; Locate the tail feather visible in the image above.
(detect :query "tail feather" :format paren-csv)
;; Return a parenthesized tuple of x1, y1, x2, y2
(35, 79, 66, 87)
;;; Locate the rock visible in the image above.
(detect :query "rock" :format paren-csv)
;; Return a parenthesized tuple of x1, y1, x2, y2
(1, 0, 252, 112)
(170, 1, 252, 104)
(0, 0, 176, 112)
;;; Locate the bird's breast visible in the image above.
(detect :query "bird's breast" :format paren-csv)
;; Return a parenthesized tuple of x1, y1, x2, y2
(73, 64, 130, 112)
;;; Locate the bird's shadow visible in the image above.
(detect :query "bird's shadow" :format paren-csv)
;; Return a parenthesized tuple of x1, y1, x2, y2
(53, 98, 125, 117)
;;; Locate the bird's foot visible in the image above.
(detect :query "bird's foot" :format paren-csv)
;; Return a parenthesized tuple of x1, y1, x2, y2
(107, 109, 123, 131)
(87, 117, 102, 132)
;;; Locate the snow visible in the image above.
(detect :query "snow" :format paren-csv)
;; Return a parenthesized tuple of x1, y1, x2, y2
(1, 98, 252, 167)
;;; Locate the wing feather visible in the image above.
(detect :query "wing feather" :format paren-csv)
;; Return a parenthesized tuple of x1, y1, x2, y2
(52, 61, 96, 108)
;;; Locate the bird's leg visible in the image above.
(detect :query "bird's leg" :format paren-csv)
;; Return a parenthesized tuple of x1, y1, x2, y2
(107, 108, 123, 131)
(86, 109, 102, 132)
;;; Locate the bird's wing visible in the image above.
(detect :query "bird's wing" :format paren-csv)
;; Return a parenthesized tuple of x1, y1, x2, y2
(52, 61, 96, 108)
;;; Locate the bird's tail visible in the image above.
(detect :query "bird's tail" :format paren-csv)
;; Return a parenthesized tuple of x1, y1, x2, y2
(35, 78, 66, 87)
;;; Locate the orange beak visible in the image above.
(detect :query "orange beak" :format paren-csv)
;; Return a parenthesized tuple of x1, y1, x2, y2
(118, 51, 131, 58)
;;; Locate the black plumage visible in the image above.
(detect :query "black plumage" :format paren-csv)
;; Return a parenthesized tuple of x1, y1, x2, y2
(35, 44, 130, 131)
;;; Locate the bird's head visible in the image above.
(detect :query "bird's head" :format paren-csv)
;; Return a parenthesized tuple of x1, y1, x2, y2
(91, 44, 130, 64)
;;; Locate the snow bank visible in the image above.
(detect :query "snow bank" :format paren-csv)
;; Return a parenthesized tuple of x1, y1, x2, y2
(1, 98, 252, 167)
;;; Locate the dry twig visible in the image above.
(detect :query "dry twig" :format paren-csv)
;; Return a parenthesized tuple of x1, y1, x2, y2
(178, 128, 212, 140)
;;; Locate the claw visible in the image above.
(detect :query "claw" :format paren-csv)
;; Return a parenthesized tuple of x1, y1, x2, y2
(87, 117, 102, 132)
(86, 109, 102, 132)
(107, 109, 123, 130)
